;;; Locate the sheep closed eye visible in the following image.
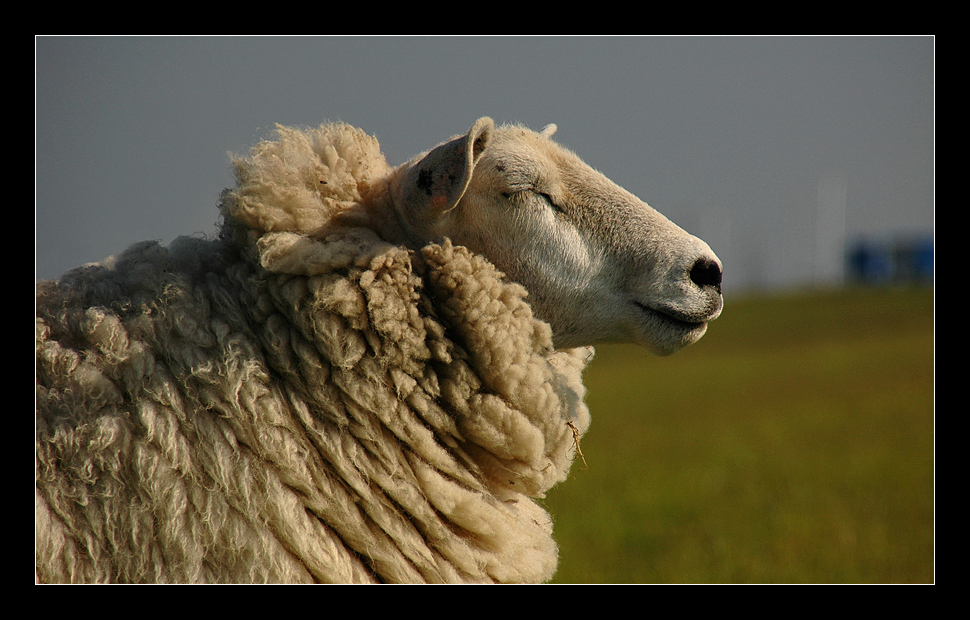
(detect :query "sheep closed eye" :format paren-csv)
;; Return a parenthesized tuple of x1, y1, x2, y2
(504, 189, 564, 214)
(538, 192, 564, 213)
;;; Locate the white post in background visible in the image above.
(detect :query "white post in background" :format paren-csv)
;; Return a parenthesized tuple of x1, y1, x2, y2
(814, 174, 847, 286)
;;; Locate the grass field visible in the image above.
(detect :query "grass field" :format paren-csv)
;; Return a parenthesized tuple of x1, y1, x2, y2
(542, 285, 934, 583)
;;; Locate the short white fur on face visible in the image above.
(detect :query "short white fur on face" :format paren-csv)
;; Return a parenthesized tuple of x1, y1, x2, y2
(395, 118, 723, 354)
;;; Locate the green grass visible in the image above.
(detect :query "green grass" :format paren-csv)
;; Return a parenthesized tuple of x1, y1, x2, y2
(543, 286, 934, 583)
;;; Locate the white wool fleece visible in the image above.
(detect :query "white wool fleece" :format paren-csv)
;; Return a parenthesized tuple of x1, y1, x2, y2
(35, 122, 592, 584)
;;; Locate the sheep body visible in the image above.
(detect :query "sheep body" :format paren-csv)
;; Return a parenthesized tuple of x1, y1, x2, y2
(35, 121, 593, 583)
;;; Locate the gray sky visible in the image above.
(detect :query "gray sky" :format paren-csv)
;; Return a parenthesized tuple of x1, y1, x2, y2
(35, 36, 934, 291)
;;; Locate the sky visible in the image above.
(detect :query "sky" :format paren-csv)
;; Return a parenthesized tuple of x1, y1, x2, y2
(35, 36, 934, 292)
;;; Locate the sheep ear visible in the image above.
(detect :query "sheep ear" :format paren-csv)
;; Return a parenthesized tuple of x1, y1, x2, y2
(395, 117, 493, 232)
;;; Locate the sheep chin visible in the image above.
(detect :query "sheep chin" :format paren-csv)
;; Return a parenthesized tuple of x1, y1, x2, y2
(632, 301, 711, 356)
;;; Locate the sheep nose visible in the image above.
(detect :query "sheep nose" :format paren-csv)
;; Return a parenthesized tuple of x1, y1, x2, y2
(690, 257, 722, 292)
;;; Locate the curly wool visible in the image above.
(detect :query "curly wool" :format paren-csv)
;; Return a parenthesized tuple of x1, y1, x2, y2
(35, 122, 593, 583)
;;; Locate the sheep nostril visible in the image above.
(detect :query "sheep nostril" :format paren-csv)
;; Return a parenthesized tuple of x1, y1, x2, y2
(690, 258, 722, 291)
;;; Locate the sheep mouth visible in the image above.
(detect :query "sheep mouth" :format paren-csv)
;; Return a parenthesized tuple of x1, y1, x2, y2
(633, 301, 710, 331)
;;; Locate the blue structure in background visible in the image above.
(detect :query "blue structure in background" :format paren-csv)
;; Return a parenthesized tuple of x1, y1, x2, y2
(847, 235, 933, 284)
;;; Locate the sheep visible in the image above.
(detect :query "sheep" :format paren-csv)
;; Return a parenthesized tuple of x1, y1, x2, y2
(35, 117, 723, 583)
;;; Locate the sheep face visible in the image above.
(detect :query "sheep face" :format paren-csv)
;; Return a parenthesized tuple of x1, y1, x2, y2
(391, 118, 723, 354)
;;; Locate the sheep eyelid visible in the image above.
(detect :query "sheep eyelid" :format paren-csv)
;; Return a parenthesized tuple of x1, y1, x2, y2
(500, 188, 564, 214)
(536, 191, 565, 214)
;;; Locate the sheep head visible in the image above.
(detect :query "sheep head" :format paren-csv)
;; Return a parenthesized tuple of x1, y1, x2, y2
(389, 118, 723, 355)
